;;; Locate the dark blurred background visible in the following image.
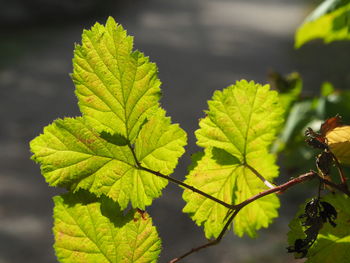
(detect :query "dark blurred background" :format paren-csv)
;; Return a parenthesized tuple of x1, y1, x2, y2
(1, 0, 349, 262)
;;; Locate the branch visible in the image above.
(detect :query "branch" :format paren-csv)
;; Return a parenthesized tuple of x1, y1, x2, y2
(127, 143, 232, 209)
(231, 171, 317, 210)
(169, 208, 242, 263)
(168, 171, 317, 263)
(139, 165, 232, 209)
(128, 143, 348, 263)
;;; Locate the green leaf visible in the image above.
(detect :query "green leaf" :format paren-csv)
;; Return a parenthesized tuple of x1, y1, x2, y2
(73, 17, 161, 142)
(135, 108, 187, 175)
(195, 80, 283, 162)
(183, 148, 279, 238)
(305, 0, 350, 22)
(295, 0, 350, 48)
(100, 131, 130, 146)
(30, 17, 187, 210)
(30, 115, 186, 210)
(288, 194, 350, 262)
(183, 80, 284, 238)
(53, 191, 161, 263)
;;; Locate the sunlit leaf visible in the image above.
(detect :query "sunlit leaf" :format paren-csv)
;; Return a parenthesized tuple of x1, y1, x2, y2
(31, 114, 186, 210)
(135, 108, 186, 174)
(183, 80, 284, 238)
(54, 191, 161, 263)
(183, 148, 279, 238)
(73, 17, 161, 143)
(30, 18, 187, 210)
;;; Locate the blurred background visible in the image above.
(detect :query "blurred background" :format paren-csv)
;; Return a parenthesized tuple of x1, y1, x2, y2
(0, 0, 349, 262)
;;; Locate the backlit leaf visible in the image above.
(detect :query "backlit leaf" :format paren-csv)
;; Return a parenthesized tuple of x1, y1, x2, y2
(54, 191, 161, 263)
(183, 148, 279, 238)
(183, 80, 284, 238)
(73, 17, 161, 143)
(30, 18, 187, 210)
(31, 114, 186, 210)
(135, 108, 186, 174)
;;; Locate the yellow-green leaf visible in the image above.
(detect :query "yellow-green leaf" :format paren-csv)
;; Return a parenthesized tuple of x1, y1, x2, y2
(54, 191, 161, 263)
(30, 18, 187, 210)
(30, 115, 186, 210)
(183, 80, 284, 238)
(73, 17, 161, 142)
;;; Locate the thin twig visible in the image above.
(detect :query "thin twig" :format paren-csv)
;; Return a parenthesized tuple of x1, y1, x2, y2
(230, 171, 317, 210)
(139, 165, 232, 209)
(169, 208, 242, 263)
(168, 171, 317, 263)
(128, 141, 348, 262)
(126, 143, 232, 208)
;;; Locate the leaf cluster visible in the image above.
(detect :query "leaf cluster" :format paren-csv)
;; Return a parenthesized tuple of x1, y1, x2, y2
(29, 12, 350, 263)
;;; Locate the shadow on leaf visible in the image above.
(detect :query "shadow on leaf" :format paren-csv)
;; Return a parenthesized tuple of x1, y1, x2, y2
(100, 131, 130, 146)
(211, 147, 241, 165)
(58, 190, 138, 228)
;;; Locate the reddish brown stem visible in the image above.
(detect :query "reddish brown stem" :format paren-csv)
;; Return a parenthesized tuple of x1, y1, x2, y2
(231, 171, 317, 210)
(169, 208, 241, 263)
(127, 144, 232, 209)
(139, 165, 232, 209)
(168, 171, 317, 263)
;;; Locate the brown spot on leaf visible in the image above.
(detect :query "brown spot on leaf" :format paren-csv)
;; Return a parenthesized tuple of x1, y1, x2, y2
(86, 97, 95, 103)
(136, 208, 148, 220)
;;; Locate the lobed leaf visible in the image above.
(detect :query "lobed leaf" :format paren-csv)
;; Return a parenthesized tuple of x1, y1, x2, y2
(53, 191, 161, 263)
(195, 80, 283, 162)
(183, 80, 284, 238)
(73, 17, 161, 143)
(288, 194, 350, 262)
(135, 108, 187, 174)
(30, 115, 186, 210)
(183, 148, 279, 238)
(30, 18, 187, 210)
